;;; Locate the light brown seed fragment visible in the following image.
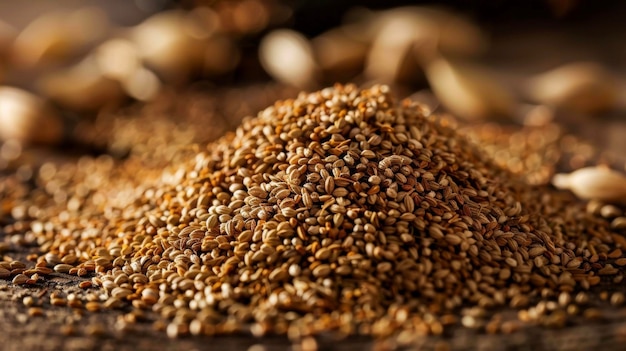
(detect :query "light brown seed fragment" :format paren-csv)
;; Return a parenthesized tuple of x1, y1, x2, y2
(28, 307, 44, 317)
(12, 274, 29, 285)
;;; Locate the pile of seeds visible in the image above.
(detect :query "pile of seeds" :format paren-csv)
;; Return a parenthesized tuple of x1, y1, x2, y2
(2, 84, 626, 342)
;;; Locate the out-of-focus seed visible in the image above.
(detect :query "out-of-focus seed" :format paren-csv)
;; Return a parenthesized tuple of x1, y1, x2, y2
(0, 87, 64, 144)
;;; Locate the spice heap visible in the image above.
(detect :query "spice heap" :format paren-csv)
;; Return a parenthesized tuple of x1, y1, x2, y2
(2, 85, 626, 341)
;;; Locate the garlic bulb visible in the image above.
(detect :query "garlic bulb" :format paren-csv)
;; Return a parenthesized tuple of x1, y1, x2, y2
(364, 6, 486, 83)
(552, 166, 626, 202)
(0, 87, 63, 145)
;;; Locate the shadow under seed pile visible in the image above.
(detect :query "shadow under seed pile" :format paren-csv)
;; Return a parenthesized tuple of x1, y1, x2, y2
(17, 84, 625, 338)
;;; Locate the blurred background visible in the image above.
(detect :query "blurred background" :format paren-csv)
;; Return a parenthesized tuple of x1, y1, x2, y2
(1, 0, 626, 183)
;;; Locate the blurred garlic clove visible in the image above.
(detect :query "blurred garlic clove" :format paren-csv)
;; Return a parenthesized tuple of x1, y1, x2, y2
(525, 62, 618, 114)
(365, 12, 427, 83)
(311, 28, 368, 82)
(0, 86, 64, 145)
(120, 68, 161, 102)
(552, 166, 626, 203)
(94, 39, 142, 81)
(37, 57, 124, 111)
(424, 57, 515, 121)
(129, 10, 218, 83)
(11, 7, 110, 68)
(365, 6, 486, 83)
(259, 29, 319, 89)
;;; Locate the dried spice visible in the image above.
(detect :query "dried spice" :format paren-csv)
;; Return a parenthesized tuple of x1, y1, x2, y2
(1, 84, 626, 342)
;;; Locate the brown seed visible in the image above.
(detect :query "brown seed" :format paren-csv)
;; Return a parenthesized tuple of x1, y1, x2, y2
(10, 261, 26, 269)
(611, 217, 626, 230)
(611, 292, 625, 306)
(28, 307, 44, 317)
(34, 266, 53, 275)
(557, 292, 571, 307)
(312, 264, 331, 278)
(67, 299, 83, 308)
(111, 287, 132, 299)
(85, 302, 101, 312)
(601, 204, 622, 219)
(50, 298, 67, 307)
(53, 264, 73, 273)
(23, 296, 35, 307)
(11, 274, 29, 285)
(444, 234, 462, 245)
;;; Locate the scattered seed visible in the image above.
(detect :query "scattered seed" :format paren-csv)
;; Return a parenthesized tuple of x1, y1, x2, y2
(12, 274, 29, 285)
(28, 307, 44, 317)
